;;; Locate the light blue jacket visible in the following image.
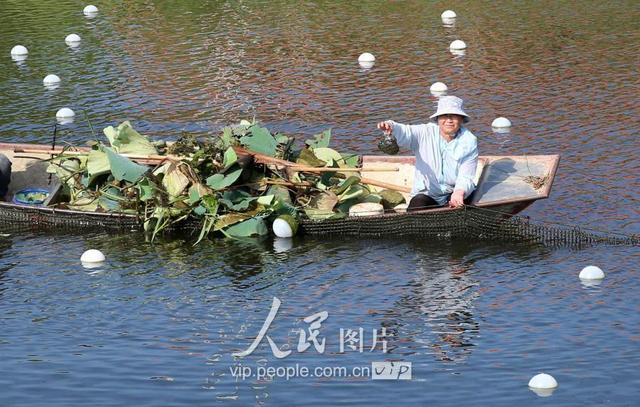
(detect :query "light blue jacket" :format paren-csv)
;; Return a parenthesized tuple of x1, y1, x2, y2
(388, 121, 478, 205)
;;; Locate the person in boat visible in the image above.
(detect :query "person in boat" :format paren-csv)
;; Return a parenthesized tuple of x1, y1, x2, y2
(0, 154, 11, 200)
(377, 95, 478, 211)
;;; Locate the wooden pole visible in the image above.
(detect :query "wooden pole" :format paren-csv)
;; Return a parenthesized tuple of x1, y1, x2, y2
(9, 144, 412, 193)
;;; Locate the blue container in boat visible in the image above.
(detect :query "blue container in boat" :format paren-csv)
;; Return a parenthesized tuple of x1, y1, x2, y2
(12, 188, 50, 206)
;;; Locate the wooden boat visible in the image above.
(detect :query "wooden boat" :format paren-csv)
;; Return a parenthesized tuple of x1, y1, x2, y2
(0, 142, 560, 238)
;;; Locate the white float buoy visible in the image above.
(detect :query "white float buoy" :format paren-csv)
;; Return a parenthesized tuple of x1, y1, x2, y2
(349, 202, 384, 217)
(441, 10, 457, 19)
(43, 74, 61, 85)
(449, 40, 467, 50)
(492, 117, 512, 128)
(80, 249, 106, 263)
(65, 34, 82, 45)
(528, 373, 558, 389)
(83, 5, 99, 15)
(358, 52, 375, 69)
(430, 82, 448, 96)
(272, 215, 298, 238)
(56, 108, 75, 118)
(358, 52, 375, 63)
(579, 265, 605, 280)
(11, 45, 28, 56)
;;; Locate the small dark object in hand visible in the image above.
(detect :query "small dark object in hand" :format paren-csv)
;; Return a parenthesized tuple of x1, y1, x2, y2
(378, 134, 399, 155)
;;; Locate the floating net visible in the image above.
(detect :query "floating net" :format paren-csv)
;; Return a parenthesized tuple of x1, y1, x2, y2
(0, 200, 638, 248)
(299, 205, 640, 248)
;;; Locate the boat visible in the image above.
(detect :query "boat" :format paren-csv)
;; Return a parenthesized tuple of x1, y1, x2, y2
(0, 142, 560, 239)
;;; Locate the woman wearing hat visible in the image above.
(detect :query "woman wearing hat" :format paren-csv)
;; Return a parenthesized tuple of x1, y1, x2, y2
(377, 95, 478, 211)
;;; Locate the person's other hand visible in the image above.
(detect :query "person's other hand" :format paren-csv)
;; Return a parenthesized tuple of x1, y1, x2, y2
(449, 190, 465, 208)
(377, 121, 392, 135)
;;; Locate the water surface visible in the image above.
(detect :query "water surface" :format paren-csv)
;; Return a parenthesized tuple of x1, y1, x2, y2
(0, 1, 638, 405)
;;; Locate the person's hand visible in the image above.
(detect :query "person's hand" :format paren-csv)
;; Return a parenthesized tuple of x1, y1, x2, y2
(449, 190, 465, 208)
(377, 121, 392, 135)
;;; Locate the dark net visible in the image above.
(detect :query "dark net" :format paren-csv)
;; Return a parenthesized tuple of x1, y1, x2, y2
(299, 206, 640, 248)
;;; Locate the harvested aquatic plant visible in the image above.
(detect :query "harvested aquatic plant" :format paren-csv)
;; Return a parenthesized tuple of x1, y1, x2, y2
(45, 119, 400, 242)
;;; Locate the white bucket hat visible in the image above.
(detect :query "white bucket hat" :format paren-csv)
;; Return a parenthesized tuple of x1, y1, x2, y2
(430, 95, 469, 123)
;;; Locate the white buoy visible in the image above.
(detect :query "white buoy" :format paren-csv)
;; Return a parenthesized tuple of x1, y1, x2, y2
(80, 249, 106, 263)
(449, 40, 467, 50)
(430, 82, 448, 96)
(492, 117, 512, 128)
(272, 215, 298, 238)
(349, 202, 384, 217)
(65, 34, 81, 45)
(528, 373, 558, 389)
(358, 52, 375, 69)
(56, 108, 75, 124)
(579, 265, 605, 280)
(83, 5, 99, 15)
(11, 45, 29, 56)
(43, 74, 61, 85)
(56, 108, 75, 118)
(358, 52, 375, 63)
(441, 10, 457, 19)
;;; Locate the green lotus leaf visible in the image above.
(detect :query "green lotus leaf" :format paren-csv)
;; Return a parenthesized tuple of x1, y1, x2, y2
(223, 216, 268, 237)
(86, 149, 110, 182)
(104, 147, 149, 183)
(338, 184, 366, 202)
(341, 153, 359, 168)
(333, 176, 361, 195)
(267, 185, 293, 205)
(257, 194, 274, 206)
(138, 178, 158, 201)
(310, 191, 339, 211)
(240, 125, 278, 156)
(305, 129, 331, 148)
(162, 162, 190, 197)
(223, 146, 238, 169)
(379, 189, 406, 209)
(103, 121, 158, 156)
(296, 148, 326, 167)
(312, 147, 342, 164)
(362, 194, 383, 204)
(206, 166, 243, 190)
(303, 208, 344, 221)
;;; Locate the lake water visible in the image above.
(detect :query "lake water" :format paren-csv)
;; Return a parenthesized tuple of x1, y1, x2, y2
(0, 1, 639, 405)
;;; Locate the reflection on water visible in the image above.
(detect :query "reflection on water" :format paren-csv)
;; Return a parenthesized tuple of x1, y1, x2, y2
(412, 253, 479, 363)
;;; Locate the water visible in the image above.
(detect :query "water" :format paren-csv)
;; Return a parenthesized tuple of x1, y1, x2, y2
(1, 1, 639, 405)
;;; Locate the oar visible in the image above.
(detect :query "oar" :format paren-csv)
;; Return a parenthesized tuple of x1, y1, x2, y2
(232, 147, 411, 193)
(12, 147, 181, 163)
(12, 145, 411, 192)
(12, 146, 398, 171)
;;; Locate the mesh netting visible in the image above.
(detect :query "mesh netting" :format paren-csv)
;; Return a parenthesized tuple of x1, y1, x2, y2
(300, 206, 640, 248)
(1, 203, 637, 248)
